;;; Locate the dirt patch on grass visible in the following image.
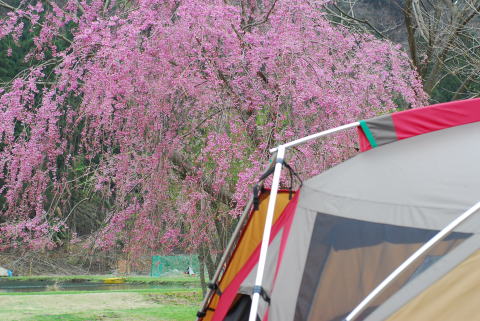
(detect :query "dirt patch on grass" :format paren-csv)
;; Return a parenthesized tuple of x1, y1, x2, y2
(144, 291, 202, 305)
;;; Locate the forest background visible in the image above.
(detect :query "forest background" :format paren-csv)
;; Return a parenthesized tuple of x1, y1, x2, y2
(0, 0, 479, 292)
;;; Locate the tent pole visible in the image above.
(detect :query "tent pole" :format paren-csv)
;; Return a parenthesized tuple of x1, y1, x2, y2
(248, 145, 286, 321)
(270, 122, 359, 153)
(247, 122, 359, 320)
(345, 200, 480, 321)
(200, 121, 359, 319)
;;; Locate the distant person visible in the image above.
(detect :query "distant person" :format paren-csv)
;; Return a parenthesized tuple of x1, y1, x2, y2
(185, 266, 195, 276)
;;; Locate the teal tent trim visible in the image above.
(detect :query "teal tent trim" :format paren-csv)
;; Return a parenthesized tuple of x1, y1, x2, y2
(359, 120, 378, 148)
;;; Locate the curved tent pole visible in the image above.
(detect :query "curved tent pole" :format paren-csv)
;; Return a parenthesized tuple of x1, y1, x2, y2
(249, 121, 360, 321)
(345, 200, 480, 321)
(197, 120, 357, 318)
(247, 113, 480, 320)
(269, 122, 360, 153)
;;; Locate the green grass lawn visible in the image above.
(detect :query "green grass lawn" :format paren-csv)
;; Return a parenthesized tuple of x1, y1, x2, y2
(29, 306, 199, 321)
(0, 276, 202, 321)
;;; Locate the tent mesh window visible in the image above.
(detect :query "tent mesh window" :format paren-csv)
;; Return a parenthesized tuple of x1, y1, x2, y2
(295, 213, 471, 321)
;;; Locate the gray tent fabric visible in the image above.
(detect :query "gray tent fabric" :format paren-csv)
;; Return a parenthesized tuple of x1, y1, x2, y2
(239, 229, 283, 295)
(364, 229, 480, 321)
(269, 210, 469, 321)
(269, 206, 318, 321)
(239, 229, 284, 318)
(302, 213, 468, 321)
(264, 122, 480, 321)
(364, 114, 398, 147)
(208, 107, 480, 321)
(301, 121, 480, 233)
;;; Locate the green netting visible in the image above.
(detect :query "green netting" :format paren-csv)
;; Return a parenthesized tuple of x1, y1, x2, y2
(150, 255, 199, 277)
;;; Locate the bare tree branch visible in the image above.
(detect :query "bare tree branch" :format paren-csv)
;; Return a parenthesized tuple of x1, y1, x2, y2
(0, 0, 15, 10)
(327, 2, 387, 39)
(241, 0, 278, 30)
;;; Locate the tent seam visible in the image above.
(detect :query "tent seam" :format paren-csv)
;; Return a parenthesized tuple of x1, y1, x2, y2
(302, 184, 465, 212)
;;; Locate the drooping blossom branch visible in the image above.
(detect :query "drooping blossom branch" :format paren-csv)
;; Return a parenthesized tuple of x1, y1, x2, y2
(0, 0, 427, 255)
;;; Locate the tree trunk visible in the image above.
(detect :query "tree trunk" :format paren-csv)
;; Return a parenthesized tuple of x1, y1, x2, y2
(404, 0, 419, 73)
(205, 248, 216, 280)
(198, 252, 207, 298)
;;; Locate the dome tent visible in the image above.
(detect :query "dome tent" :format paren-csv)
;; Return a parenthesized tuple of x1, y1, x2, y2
(196, 98, 480, 321)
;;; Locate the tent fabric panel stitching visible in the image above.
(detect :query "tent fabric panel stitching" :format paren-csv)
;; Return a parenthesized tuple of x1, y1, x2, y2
(298, 184, 478, 233)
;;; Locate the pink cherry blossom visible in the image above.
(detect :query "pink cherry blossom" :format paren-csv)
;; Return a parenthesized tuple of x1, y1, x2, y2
(0, 0, 427, 257)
